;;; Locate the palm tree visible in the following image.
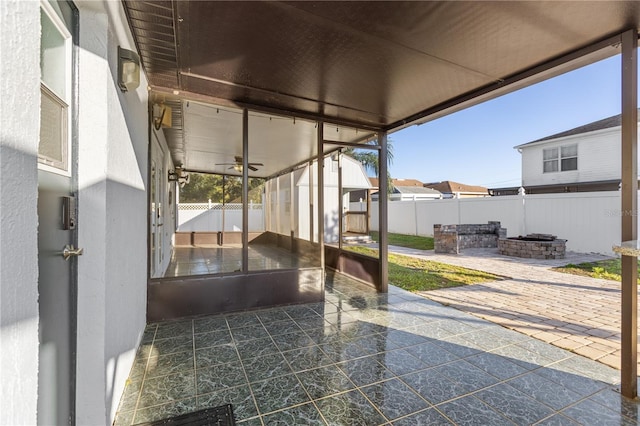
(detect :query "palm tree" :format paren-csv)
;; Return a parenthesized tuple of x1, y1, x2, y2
(343, 137, 394, 194)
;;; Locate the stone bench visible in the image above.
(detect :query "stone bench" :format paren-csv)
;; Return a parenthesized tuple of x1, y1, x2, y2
(434, 221, 507, 254)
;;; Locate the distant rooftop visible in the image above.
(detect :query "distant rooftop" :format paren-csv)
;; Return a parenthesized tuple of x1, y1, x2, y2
(368, 178, 424, 188)
(394, 186, 441, 195)
(424, 180, 488, 194)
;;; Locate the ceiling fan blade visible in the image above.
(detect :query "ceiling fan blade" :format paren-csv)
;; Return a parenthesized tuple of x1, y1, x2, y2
(248, 162, 264, 167)
(248, 165, 258, 172)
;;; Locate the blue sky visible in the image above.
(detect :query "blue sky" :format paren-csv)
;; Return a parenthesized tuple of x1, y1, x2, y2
(388, 55, 623, 188)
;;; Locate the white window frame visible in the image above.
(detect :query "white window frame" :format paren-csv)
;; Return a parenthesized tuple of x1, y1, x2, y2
(560, 144, 578, 171)
(542, 147, 559, 173)
(543, 144, 578, 173)
(38, 0, 72, 177)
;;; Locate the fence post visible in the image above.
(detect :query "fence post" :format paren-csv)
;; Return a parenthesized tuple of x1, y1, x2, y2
(519, 186, 526, 236)
(414, 199, 418, 236)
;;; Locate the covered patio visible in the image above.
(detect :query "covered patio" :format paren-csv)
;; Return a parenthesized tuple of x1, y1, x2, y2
(12, 1, 640, 425)
(122, 0, 640, 418)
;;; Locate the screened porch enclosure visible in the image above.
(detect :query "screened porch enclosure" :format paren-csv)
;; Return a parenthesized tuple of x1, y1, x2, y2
(148, 101, 385, 321)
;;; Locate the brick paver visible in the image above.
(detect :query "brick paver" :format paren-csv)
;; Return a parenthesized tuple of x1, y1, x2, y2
(388, 246, 639, 371)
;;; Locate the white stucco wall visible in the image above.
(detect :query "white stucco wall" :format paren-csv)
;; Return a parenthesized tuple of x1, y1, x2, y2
(75, 1, 148, 424)
(0, 1, 41, 424)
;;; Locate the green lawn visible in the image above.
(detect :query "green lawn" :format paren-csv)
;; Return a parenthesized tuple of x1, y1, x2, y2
(346, 246, 501, 292)
(553, 258, 640, 284)
(369, 232, 434, 250)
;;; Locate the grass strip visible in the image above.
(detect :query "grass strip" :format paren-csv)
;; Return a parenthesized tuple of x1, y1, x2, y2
(369, 232, 434, 250)
(346, 246, 501, 292)
(553, 258, 640, 284)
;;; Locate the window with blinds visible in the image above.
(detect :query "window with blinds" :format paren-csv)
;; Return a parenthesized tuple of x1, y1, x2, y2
(39, 3, 71, 174)
(543, 144, 577, 173)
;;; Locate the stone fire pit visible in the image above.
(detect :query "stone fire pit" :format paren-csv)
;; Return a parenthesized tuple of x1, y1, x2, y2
(498, 233, 566, 259)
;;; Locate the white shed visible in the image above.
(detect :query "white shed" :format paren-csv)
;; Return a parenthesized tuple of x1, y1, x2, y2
(264, 155, 372, 244)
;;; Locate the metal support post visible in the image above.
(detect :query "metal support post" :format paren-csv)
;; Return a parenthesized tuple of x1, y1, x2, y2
(338, 151, 343, 250)
(621, 28, 638, 399)
(317, 122, 325, 272)
(378, 131, 389, 292)
(242, 108, 249, 273)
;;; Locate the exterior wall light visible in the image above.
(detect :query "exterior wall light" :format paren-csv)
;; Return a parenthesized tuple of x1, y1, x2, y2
(118, 46, 140, 92)
(153, 103, 172, 130)
(168, 168, 190, 187)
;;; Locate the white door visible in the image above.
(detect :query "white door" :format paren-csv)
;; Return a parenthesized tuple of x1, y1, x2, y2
(37, 2, 78, 424)
(150, 137, 165, 277)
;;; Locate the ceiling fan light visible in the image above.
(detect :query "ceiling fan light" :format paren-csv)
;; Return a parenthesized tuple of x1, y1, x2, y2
(233, 164, 242, 172)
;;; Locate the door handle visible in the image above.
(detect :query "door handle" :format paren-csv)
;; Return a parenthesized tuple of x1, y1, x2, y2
(62, 245, 84, 260)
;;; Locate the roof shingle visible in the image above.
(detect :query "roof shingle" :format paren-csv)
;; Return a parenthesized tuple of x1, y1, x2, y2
(516, 109, 640, 148)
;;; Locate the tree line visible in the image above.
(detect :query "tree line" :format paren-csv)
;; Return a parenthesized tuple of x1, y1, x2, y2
(179, 174, 265, 203)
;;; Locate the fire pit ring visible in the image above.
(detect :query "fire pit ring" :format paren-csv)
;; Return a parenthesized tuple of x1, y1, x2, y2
(498, 233, 566, 259)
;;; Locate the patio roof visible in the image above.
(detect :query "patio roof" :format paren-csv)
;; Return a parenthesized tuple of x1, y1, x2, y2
(126, 1, 640, 129)
(124, 1, 640, 176)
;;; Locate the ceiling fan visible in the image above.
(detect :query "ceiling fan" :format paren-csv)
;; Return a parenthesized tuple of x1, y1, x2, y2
(215, 156, 264, 172)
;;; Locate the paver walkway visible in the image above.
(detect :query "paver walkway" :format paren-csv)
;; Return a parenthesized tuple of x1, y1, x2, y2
(387, 246, 639, 371)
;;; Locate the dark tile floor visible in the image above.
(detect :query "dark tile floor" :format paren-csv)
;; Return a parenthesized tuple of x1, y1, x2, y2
(114, 273, 640, 425)
(164, 244, 319, 277)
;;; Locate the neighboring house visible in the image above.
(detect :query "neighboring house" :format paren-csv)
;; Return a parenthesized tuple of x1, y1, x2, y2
(389, 178, 425, 188)
(349, 177, 379, 203)
(488, 186, 522, 196)
(424, 180, 489, 198)
(388, 186, 443, 201)
(513, 112, 640, 194)
(368, 178, 443, 201)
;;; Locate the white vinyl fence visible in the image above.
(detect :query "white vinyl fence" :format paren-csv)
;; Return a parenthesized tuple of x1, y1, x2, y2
(178, 202, 265, 232)
(364, 191, 628, 255)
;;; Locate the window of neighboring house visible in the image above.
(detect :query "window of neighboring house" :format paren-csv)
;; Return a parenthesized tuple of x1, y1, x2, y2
(543, 144, 577, 173)
(39, 2, 72, 174)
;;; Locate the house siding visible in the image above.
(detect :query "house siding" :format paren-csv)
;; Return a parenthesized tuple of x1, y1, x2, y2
(521, 127, 640, 187)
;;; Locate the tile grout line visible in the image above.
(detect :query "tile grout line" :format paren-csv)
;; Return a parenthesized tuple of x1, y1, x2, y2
(191, 318, 197, 410)
(242, 313, 281, 426)
(127, 324, 158, 425)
